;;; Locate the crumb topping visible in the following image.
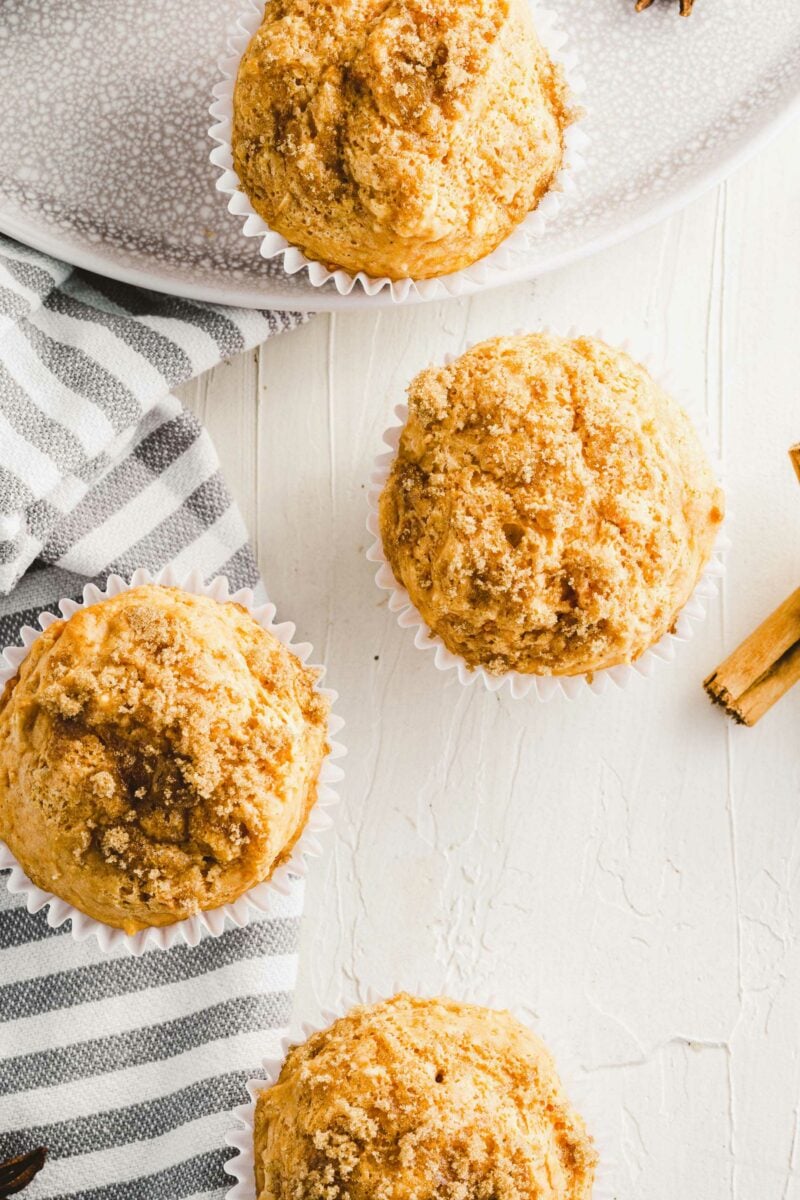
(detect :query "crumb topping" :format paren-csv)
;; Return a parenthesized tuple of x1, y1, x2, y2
(0, 585, 330, 932)
(379, 333, 725, 676)
(231, 0, 573, 280)
(254, 993, 598, 1200)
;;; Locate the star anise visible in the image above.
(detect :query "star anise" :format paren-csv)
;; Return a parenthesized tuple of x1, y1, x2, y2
(0, 1149, 47, 1198)
(636, 0, 695, 13)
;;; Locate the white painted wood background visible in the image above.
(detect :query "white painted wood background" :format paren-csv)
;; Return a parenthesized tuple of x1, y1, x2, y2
(178, 119, 800, 1200)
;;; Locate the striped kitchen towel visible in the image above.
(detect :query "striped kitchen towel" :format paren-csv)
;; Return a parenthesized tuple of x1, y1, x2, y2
(0, 233, 309, 1199)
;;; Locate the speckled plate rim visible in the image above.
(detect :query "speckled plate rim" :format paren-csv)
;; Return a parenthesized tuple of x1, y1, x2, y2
(0, 91, 796, 313)
(208, 0, 590, 303)
(366, 326, 730, 701)
(0, 564, 346, 956)
(223, 983, 616, 1200)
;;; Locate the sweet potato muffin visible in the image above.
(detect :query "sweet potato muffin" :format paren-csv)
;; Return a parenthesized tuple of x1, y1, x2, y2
(254, 993, 597, 1200)
(231, 0, 573, 280)
(0, 585, 330, 932)
(379, 333, 724, 676)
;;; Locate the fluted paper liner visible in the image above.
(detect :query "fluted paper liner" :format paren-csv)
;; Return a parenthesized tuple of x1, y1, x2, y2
(209, 1, 588, 303)
(224, 983, 616, 1199)
(0, 566, 345, 955)
(366, 328, 730, 699)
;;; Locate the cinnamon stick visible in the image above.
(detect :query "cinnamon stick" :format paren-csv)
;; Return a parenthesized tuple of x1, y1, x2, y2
(635, 0, 695, 13)
(0, 1148, 47, 1198)
(790, 443, 800, 486)
(704, 588, 800, 725)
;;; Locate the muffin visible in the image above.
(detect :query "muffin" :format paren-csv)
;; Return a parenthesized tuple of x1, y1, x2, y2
(0, 585, 330, 933)
(231, 0, 573, 281)
(254, 993, 597, 1200)
(379, 333, 725, 677)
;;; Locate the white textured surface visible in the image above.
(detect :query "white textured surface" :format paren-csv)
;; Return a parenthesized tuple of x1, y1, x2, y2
(178, 119, 800, 1199)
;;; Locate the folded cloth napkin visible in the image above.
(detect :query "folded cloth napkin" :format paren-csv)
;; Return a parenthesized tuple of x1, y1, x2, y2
(0, 234, 308, 1199)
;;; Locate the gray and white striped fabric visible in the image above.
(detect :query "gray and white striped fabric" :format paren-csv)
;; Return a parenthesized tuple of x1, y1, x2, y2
(0, 234, 306, 598)
(0, 233, 309, 1198)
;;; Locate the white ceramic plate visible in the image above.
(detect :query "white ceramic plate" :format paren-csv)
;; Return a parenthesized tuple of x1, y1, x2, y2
(0, 0, 798, 312)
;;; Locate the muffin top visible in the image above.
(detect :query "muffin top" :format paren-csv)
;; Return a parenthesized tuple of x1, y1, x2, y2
(232, 0, 571, 280)
(0, 585, 329, 932)
(379, 333, 724, 676)
(254, 993, 597, 1200)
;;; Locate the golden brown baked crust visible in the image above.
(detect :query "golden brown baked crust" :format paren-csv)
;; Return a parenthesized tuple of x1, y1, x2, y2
(379, 333, 725, 676)
(254, 993, 597, 1200)
(0, 585, 330, 932)
(232, 0, 572, 280)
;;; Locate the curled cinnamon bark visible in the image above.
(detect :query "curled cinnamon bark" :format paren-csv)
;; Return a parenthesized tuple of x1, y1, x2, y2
(704, 590, 800, 725)
(704, 445, 800, 725)
(636, 0, 695, 14)
(0, 1148, 47, 1198)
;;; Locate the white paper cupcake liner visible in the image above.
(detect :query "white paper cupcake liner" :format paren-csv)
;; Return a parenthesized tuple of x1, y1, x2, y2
(208, 1, 588, 303)
(0, 565, 346, 956)
(366, 328, 730, 700)
(224, 982, 615, 1200)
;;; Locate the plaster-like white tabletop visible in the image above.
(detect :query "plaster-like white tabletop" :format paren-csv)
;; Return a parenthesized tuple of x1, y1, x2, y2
(178, 117, 800, 1200)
